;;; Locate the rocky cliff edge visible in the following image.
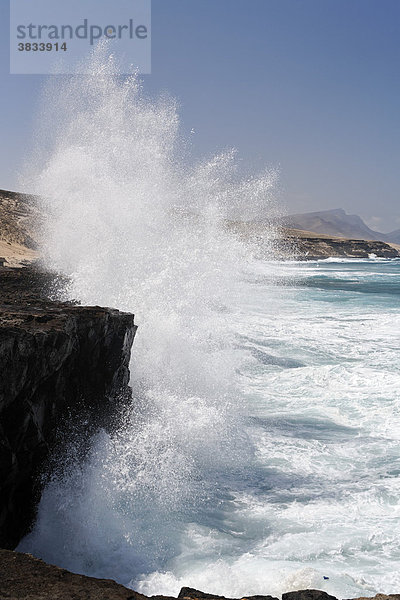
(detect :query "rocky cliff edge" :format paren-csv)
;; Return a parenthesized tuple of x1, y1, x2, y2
(0, 266, 137, 549)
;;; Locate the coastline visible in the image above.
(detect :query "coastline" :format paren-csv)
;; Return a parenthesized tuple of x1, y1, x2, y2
(225, 221, 400, 261)
(2, 548, 399, 600)
(1, 189, 399, 599)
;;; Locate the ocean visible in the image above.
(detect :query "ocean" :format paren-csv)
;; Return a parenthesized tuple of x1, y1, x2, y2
(19, 258, 400, 599)
(17, 54, 400, 600)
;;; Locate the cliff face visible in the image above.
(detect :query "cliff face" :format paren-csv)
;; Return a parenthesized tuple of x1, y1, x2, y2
(225, 221, 400, 260)
(0, 189, 41, 267)
(0, 267, 137, 549)
(285, 233, 400, 260)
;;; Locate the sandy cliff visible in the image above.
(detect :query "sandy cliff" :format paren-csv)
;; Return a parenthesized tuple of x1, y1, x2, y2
(0, 189, 41, 267)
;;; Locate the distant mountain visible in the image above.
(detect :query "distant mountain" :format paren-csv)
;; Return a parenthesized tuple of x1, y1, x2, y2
(386, 229, 400, 244)
(277, 208, 400, 243)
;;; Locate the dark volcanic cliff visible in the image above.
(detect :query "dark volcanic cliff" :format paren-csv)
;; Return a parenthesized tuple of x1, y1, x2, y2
(0, 266, 137, 549)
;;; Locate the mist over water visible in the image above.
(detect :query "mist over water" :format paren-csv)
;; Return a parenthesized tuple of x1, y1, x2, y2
(19, 52, 279, 588)
(18, 52, 400, 600)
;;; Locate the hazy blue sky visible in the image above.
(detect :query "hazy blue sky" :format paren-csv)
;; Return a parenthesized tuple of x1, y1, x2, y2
(1, 0, 399, 231)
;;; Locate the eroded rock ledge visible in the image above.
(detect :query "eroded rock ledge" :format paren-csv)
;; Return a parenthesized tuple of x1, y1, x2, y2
(1, 549, 399, 600)
(225, 221, 400, 260)
(0, 266, 137, 549)
(283, 233, 399, 260)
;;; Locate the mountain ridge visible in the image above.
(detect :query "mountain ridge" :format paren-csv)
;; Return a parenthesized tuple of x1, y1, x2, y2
(275, 208, 400, 244)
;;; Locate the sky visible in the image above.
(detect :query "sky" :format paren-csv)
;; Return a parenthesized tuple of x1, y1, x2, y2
(0, 0, 399, 231)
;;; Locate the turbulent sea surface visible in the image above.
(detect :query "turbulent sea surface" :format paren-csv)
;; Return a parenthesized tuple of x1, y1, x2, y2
(17, 54, 400, 600)
(20, 258, 400, 599)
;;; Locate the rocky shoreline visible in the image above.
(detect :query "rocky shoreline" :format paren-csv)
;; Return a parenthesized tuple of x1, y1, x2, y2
(281, 229, 400, 260)
(0, 265, 137, 549)
(1, 190, 399, 599)
(225, 221, 400, 260)
(1, 188, 399, 264)
(0, 272, 396, 600)
(1, 548, 399, 600)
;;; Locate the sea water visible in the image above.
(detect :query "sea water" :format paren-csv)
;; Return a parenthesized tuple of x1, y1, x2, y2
(128, 258, 400, 599)
(18, 53, 400, 599)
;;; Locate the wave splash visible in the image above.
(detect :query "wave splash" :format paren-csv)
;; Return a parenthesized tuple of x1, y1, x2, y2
(18, 50, 278, 588)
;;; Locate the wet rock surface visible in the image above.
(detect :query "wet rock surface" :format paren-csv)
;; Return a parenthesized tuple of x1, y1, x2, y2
(0, 549, 397, 600)
(282, 591, 337, 600)
(0, 266, 137, 549)
(178, 587, 278, 600)
(348, 596, 400, 600)
(0, 548, 144, 600)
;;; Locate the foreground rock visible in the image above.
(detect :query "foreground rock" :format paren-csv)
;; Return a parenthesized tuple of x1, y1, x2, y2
(349, 596, 400, 600)
(0, 549, 144, 600)
(282, 592, 336, 600)
(0, 266, 137, 548)
(178, 587, 278, 600)
(1, 549, 399, 600)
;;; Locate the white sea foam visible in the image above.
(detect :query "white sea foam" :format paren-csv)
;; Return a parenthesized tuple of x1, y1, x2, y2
(18, 49, 278, 586)
(18, 50, 400, 600)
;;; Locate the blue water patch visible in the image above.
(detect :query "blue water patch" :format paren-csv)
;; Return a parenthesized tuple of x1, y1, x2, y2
(300, 275, 400, 296)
